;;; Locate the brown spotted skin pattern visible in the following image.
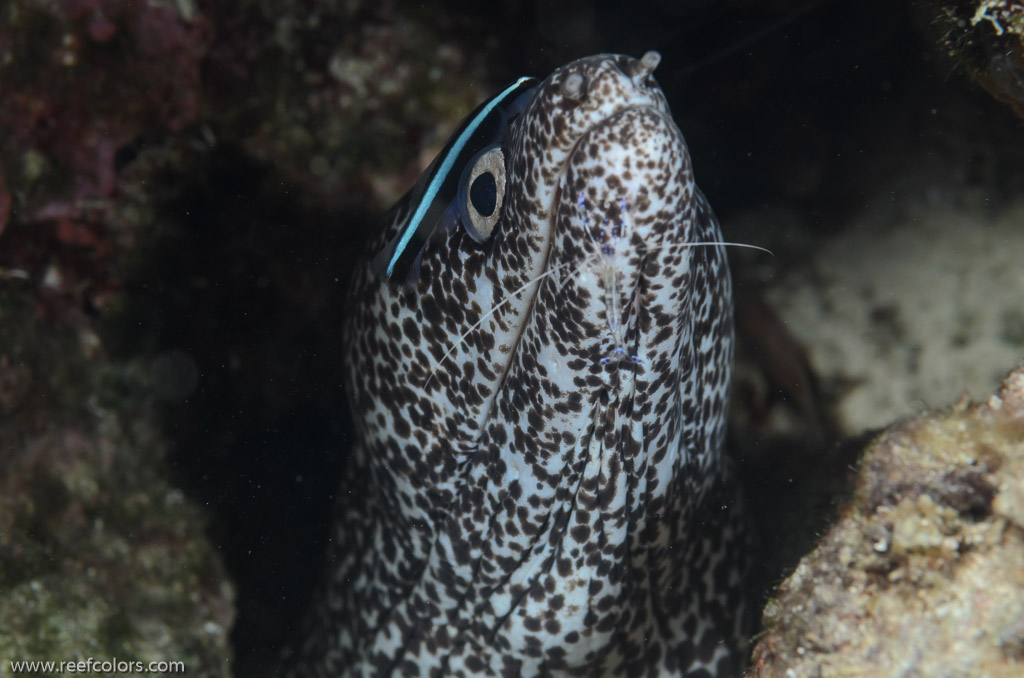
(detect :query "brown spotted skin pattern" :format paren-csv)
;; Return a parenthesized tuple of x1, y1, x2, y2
(285, 54, 748, 677)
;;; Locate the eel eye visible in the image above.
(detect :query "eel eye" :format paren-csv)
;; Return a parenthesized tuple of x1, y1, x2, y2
(462, 147, 506, 242)
(470, 170, 497, 217)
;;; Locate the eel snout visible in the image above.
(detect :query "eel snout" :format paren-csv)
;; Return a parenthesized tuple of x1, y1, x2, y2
(542, 103, 699, 385)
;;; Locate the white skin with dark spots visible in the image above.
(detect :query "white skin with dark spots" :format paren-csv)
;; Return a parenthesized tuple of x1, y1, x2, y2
(286, 53, 748, 677)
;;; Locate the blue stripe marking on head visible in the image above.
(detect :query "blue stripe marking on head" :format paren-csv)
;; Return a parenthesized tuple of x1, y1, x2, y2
(385, 76, 535, 278)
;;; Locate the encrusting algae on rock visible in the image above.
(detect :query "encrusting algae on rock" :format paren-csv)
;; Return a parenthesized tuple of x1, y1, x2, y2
(749, 365, 1024, 677)
(0, 295, 235, 676)
(933, 0, 1024, 119)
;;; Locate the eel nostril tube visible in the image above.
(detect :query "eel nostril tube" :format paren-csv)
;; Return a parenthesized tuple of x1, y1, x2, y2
(634, 50, 661, 84)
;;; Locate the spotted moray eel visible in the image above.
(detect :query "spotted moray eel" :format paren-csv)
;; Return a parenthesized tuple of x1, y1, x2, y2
(286, 52, 748, 677)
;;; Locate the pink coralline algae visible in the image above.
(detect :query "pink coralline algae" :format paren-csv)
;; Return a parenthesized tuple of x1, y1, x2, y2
(0, 0, 212, 277)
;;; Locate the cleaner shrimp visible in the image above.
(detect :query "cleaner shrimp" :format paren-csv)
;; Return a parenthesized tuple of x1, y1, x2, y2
(423, 196, 770, 388)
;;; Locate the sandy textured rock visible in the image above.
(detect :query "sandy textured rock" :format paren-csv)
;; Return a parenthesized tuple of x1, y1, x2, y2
(749, 366, 1024, 678)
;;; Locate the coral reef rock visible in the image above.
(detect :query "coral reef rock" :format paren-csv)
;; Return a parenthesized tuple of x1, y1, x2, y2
(750, 365, 1024, 677)
(0, 297, 234, 676)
